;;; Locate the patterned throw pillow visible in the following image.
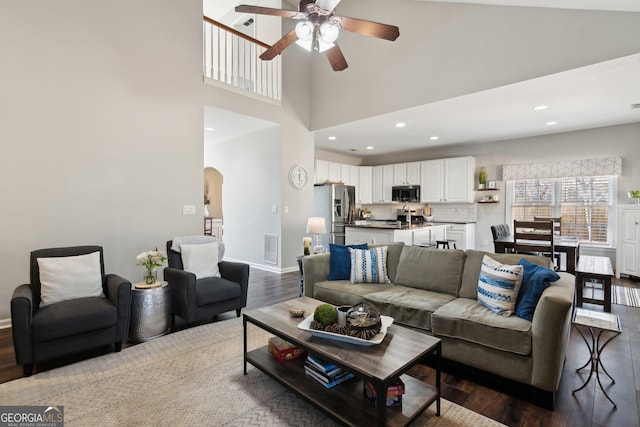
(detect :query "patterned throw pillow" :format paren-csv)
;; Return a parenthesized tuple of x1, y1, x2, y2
(349, 246, 391, 284)
(477, 255, 523, 316)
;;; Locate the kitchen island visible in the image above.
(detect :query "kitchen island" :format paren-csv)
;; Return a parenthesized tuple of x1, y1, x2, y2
(345, 222, 452, 246)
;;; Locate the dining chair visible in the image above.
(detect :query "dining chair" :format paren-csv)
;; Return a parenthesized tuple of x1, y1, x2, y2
(533, 216, 562, 235)
(513, 220, 559, 270)
(490, 224, 513, 253)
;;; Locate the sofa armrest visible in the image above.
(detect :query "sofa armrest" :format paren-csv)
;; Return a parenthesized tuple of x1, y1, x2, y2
(164, 267, 197, 323)
(219, 261, 250, 307)
(301, 253, 331, 298)
(531, 272, 575, 392)
(11, 284, 34, 365)
(105, 274, 132, 343)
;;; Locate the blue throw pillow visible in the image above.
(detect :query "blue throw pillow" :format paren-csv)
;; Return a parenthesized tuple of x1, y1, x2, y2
(515, 258, 560, 321)
(328, 243, 367, 280)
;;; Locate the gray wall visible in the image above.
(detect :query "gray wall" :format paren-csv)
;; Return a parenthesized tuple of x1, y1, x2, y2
(0, 1, 205, 319)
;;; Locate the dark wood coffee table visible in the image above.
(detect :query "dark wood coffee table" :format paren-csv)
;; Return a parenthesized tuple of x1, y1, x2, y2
(243, 297, 441, 427)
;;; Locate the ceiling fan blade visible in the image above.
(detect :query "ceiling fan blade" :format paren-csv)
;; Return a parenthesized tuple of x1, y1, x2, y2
(336, 16, 400, 41)
(259, 29, 299, 60)
(235, 5, 305, 19)
(325, 43, 348, 71)
(315, 0, 341, 14)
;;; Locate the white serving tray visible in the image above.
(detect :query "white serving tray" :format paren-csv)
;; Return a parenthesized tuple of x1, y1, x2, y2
(297, 315, 394, 346)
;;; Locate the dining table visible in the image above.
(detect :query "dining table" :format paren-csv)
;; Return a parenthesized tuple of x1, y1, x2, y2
(493, 235, 581, 274)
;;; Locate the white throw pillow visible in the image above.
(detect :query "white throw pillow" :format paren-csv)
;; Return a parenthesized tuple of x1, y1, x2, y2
(180, 242, 221, 279)
(38, 251, 104, 307)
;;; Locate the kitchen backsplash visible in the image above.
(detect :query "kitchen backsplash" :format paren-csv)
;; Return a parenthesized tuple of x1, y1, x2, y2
(362, 203, 477, 223)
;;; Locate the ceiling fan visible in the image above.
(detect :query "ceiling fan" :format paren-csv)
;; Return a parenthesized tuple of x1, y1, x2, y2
(235, 0, 399, 71)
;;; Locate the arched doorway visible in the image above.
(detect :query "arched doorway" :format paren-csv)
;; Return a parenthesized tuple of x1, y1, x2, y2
(204, 167, 223, 239)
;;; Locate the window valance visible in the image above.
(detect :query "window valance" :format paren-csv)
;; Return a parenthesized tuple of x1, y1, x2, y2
(503, 157, 621, 181)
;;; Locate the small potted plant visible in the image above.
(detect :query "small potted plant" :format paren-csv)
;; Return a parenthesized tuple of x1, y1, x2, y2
(478, 167, 487, 190)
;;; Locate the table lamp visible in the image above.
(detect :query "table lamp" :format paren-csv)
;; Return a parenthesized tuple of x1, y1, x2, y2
(306, 217, 327, 254)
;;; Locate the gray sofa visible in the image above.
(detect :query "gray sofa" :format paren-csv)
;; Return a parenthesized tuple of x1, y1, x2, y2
(301, 242, 575, 409)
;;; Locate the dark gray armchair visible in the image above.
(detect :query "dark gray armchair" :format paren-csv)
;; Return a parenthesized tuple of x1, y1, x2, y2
(164, 240, 249, 326)
(11, 246, 132, 376)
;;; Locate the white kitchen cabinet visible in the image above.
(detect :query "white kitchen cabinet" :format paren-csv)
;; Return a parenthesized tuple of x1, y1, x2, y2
(420, 156, 475, 203)
(349, 165, 359, 187)
(617, 205, 640, 278)
(346, 227, 395, 245)
(315, 159, 329, 184)
(392, 162, 421, 185)
(328, 162, 342, 182)
(358, 166, 372, 204)
(371, 165, 394, 203)
(445, 223, 476, 250)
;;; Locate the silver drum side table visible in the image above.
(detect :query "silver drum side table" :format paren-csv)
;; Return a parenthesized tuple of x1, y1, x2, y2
(129, 281, 171, 343)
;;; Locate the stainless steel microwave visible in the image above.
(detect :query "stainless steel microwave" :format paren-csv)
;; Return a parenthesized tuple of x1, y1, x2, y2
(392, 185, 420, 202)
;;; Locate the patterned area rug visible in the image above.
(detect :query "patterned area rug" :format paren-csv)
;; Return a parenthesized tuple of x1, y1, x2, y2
(612, 285, 640, 307)
(0, 317, 504, 426)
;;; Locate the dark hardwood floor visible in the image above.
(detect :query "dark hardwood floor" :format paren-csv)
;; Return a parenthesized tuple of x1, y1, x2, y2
(1, 269, 639, 426)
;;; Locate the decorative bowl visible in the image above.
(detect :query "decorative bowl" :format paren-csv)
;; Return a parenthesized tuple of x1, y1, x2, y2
(289, 307, 305, 318)
(346, 303, 382, 340)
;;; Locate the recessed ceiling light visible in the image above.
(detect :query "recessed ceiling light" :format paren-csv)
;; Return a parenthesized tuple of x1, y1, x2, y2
(205, 127, 214, 131)
(533, 105, 548, 111)
(430, 136, 439, 141)
(366, 146, 374, 150)
(328, 136, 337, 140)
(546, 121, 558, 126)
(395, 122, 406, 128)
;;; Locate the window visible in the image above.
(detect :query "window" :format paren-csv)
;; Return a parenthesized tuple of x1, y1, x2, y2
(506, 176, 615, 245)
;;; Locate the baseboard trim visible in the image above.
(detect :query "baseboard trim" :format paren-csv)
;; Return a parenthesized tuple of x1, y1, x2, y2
(224, 258, 298, 275)
(0, 318, 11, 329)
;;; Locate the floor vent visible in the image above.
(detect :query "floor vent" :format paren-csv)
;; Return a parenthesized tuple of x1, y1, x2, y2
(264, 234, 278, 265)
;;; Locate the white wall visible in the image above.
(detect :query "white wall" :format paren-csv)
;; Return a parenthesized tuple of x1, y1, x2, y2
(0, 1, 206, 318)
(205, 126, 282, 269)
(309, 0, 640, 130)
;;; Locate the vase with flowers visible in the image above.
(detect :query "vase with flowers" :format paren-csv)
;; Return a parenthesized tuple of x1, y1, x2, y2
(136, 248, 168, 285)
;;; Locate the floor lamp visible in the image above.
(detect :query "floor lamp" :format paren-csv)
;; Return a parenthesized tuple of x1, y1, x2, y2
(306, 217, 327, 254)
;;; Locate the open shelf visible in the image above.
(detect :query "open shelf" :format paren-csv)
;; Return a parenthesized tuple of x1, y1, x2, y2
(246, 346, 438, 427)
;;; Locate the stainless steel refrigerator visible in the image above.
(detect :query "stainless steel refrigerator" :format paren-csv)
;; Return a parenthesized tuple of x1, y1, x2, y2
(313, 184, 356, 247)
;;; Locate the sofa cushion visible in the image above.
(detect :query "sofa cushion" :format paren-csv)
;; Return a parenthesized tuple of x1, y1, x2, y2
(349, 246, 391, 284)
(365, 287, 456, 332)
(459, 250, 552, 300)
(477, 255, 523, 316)
(32, 296, 117, 342)
(394, 246, 465, 296)
(515, 258, 560, 321)
(432, 298, 532, 355)
(312, 280, 395, 307)
(196, 277, 241, 306)
(328, 243, 367, 281)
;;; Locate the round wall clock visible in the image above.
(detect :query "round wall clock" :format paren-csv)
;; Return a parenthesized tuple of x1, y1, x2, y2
(289, 165, 308, 188)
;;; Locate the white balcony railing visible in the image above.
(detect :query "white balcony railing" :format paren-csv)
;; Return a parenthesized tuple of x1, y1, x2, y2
(203, 16, 281, 102)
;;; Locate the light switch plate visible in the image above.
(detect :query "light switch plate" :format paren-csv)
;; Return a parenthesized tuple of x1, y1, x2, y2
(183, 205, 196, 215)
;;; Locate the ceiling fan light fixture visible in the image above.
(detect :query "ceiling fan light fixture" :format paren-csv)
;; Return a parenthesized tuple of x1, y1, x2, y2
(295, 21, 314, 41)
(320, 22, 340, 44)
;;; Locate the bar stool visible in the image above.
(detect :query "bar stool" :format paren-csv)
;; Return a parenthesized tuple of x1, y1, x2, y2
(436, 240, 457, 249)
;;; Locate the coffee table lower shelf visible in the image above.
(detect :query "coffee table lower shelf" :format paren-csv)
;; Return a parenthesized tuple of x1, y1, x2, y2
(246, 346, 438, 427)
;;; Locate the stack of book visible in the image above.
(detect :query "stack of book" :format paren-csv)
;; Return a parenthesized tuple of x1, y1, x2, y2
(365, 378, 406, 407)
(304, 354, 355, 389)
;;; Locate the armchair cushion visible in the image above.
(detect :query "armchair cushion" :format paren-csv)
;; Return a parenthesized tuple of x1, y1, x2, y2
(37, 251, 104, 307)
(196, 277, 242, 306)
(180, 242, 221, 279)
(32, 297, 118, 341)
